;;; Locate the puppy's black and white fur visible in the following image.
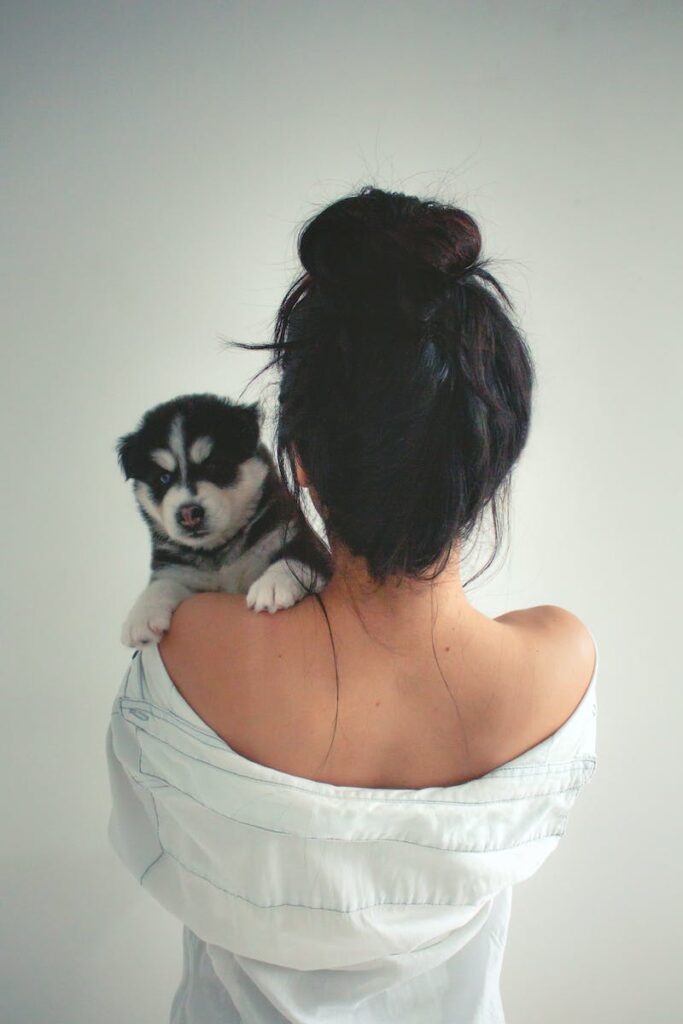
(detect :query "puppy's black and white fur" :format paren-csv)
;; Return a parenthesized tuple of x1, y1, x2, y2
(116, 393, 332, 649)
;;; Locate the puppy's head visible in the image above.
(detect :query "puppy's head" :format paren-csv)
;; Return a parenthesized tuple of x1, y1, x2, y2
(116, 393, 268, 548)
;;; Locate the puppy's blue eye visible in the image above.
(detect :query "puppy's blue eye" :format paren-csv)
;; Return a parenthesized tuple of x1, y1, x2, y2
(159, 472, 172, 485)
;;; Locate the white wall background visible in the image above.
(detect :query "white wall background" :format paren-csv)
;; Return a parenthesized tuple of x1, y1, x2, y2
(2, 2, 681, 1021)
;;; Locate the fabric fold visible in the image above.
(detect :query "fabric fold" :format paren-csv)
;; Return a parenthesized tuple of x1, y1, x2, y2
(106, 632, 598, 1022)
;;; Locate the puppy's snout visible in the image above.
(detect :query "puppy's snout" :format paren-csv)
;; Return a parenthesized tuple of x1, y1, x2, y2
(176, 503, 205, 529)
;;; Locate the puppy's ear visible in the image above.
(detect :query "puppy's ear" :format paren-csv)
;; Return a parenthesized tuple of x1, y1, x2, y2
(234, 402, 261, 449)
(115, 431, 146, 481)
(245, 401, 263, 430)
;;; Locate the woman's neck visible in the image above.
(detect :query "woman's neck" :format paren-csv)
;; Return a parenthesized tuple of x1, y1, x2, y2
(319, 538, 482, 635)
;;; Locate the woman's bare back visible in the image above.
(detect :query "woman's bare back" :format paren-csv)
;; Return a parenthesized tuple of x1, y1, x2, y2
(158, 594, 596, 790)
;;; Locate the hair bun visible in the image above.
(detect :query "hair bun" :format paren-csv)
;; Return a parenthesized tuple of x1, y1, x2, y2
(298, 187, 482, 310)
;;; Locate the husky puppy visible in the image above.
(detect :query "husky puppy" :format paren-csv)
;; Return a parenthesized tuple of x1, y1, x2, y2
(116, 392, 332, 649)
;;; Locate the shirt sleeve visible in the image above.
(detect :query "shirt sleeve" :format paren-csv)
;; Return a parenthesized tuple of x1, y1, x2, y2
(105, 661, 164, 884)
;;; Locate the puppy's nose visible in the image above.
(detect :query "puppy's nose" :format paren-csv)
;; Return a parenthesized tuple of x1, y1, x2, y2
(176, 503, 205, 528)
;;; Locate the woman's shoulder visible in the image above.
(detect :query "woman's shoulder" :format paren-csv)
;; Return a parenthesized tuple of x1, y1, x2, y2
(494, 604, 597, 741)
(156, 593, 596, 788)
(497, 603, 595, 668)
(156, 591, 281, 711)
(158, 593, 597, 715)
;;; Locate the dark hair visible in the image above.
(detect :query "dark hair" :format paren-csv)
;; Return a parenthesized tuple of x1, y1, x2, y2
(228, 185, 535, 769)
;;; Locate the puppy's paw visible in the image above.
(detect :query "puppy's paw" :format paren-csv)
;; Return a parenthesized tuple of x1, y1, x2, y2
(246, 559, 311, 614)
(120, 601, 174, 649)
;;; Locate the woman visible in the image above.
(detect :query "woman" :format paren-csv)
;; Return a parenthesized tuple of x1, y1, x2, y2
(106, 186, 598, 1023)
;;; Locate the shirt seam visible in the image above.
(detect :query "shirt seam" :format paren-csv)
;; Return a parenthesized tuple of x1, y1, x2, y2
(117, 700, 595, 805)
(140, 834, 566, 915)
(139, 760, 584, 853)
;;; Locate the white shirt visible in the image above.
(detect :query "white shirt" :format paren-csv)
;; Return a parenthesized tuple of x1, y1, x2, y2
(105, 631, 598, 1023)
